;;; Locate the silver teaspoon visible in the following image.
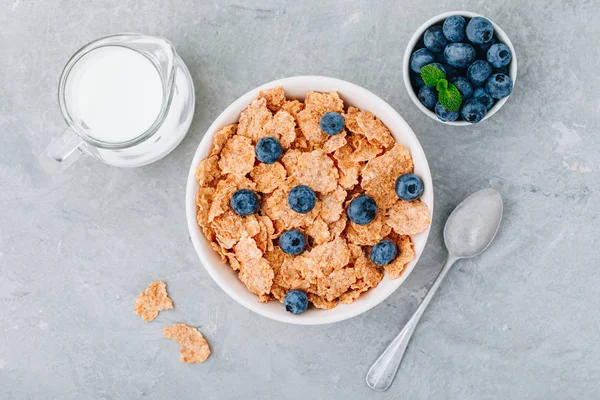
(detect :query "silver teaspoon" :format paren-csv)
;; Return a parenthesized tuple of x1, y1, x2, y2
(366, 188, 503, 392)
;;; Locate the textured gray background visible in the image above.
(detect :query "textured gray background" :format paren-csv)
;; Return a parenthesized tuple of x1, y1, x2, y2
(1, 0, 599, 399)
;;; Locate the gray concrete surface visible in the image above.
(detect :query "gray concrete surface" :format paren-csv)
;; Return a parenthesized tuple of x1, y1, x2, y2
(1, 1, 599, 399)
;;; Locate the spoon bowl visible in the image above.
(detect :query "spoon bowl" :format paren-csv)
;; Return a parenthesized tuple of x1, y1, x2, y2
(444, 188, 504, 259)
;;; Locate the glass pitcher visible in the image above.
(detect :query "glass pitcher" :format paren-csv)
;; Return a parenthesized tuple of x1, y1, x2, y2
(40, 33, 195, 172)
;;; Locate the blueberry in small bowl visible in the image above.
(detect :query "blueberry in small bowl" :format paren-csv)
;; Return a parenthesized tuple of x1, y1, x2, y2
(403, 11, 517, 125)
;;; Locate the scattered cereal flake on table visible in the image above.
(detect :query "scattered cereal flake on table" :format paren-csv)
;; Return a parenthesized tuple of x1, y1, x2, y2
(134, 281, 174, 322)
(218, 135, 255, 176)
(196, 187, 215, 227)
(355, 110, 395, 149)
(196, 155, 221, 187)
(343, 107, 362, 134)
(333, 144, 362, 190)
(384, 234, 415, 279)
(211, 124, 237, 157)
(237, 98, 273, 143)
(304, 91, 344, 113)
(250, 162, 286, 194)
(308, 293, 339, 310)
(281, 100, 305, 121)
(361, 143, 414, 209)
(212, 210, 261, 249)
(288, 150, 338, 193)
(235, 236, 274, 296)
(345, 211, 392, 246)
(386, 200, 431, 235)
(264, 110, 296, 149)
(328, 213, 348, 240)
(316, 268, 358, 301)
(318, 185, 347, 223)
(306, 217, 331, 245)
(322, 131, 347, 154)
(307, 237, 350, 276)
(163, 324, 211, 363)
(348, 134, 383, 162)
(208, 175, 256, 222)
(258, 86, 285, 112)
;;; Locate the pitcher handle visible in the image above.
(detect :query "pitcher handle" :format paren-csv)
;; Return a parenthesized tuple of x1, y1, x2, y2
(39, 128, 85, 173)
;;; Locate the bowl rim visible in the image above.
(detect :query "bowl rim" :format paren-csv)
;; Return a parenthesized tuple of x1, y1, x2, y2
(185, 75, 434, 325)
(402, 11, 518, 126)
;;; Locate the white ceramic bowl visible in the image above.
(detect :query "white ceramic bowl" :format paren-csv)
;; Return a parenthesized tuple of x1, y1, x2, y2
(403, 11, 518, 126)
(185, 76, 434, 325)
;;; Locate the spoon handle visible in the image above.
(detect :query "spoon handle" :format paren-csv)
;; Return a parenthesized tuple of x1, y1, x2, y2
(366, 255, 459, 392)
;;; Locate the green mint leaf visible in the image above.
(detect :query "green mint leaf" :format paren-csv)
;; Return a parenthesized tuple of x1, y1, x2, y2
(436, 78, 448, 92)
(438, 83, 462, 112)
(420, 64, 446, 86)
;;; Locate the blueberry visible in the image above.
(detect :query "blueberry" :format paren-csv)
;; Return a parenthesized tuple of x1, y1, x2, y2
(230, 189, 259, 216)
(423, 25, 447, 53)
(279, 229, 306, 255)
(467, 60, 492, 87)
(370, 240, 398, 266)
(485, 73, 513, 99)
(347, 195, 377, 225)
(288, 185, 316, 214)
(255, 137, 282, 164)
(418, 86, 437, 110)
(410, 71, 425, 91)
(444, 43, 476, 68)
(410, 48, 436, 73)
(473, 87, 494, 110)
(320, 112, 345, 135)
(460, 98, 487, 123)
(428, 62, 446, 75)
(435, 102, 459, 122)
(487, 43, 512, 68)
(395, 173, 424, 201)
(466, 17, 494, 44)
(442, 15, 466, 42)
(284, 290, 309, 314)
(450, 76, 473, 100)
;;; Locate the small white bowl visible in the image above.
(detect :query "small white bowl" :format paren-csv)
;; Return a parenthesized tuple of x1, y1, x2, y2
(185, 76, 434, 325)
(403, 11, 518, 126)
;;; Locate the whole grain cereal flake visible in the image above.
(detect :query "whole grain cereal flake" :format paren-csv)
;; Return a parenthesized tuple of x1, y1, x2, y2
(383, 234, 415, 279)
(237, 98, 273, 143)
(361, 143, 414, 209)
(217, 135, 255, 176)
(249, 162, 286, 194)
(386, 200, 431, 236)
(163, 323, 211, 363)
(210, 124, 237, 157)
(258, 86, 286, 112)
(134, 281, 174, 322)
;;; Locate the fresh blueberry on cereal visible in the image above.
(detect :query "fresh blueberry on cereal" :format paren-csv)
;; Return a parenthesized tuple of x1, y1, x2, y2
(395, 173, 424, 201)
(284, 290, 309, 314)
(255, 137, 282, 164)
(230, 189, 259, 216)
(370, 240, 398, 266)
(288, 185, 316, 214)
(320, 112, 345, 135)
(347, 195, 377, 225)
(279, 229, 306, 255)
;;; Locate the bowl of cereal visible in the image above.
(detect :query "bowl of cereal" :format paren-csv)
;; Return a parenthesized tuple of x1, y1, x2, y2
(186, 76, 433, 325)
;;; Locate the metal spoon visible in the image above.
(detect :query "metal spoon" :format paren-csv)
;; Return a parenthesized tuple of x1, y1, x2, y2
(366, 188, 503, 392)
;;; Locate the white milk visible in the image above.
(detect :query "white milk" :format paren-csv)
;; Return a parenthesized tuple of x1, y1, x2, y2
(64, 46, 163, 143)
